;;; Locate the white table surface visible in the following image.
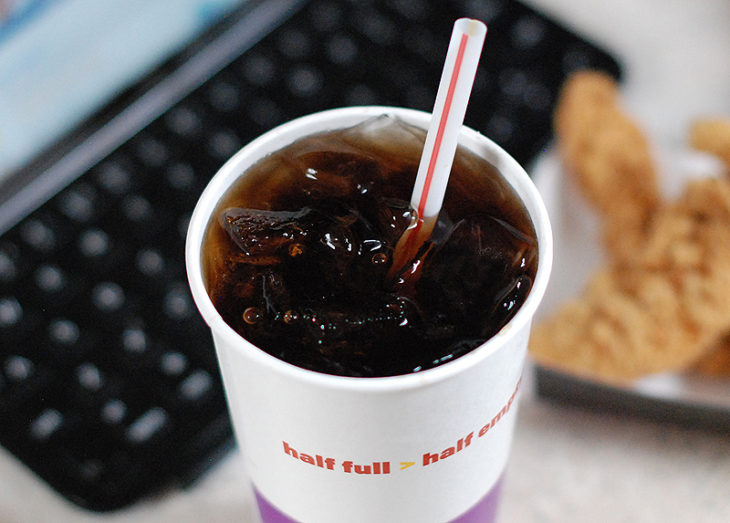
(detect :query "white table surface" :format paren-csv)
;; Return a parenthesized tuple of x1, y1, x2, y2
(1, 1, 729, 521)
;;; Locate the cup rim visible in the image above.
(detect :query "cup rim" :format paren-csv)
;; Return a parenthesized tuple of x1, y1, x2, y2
(186, 105, 553, 392)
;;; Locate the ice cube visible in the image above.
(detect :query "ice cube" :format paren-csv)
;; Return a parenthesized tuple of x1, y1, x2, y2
(485, 274, 532, 334)
(339, 115, 426, 161)
(220, 207, 313, 258)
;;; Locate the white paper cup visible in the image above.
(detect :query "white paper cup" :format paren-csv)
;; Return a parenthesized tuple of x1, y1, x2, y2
(186, 106, 552, 523)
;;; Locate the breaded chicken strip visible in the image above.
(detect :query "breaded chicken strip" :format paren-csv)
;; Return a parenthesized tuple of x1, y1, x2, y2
(530, 178, 730, 382)
(690, 118, 730, 172)
(688, 118, 730, 377)
(692, 338, 730, 377)
(554, 71, 661, 263)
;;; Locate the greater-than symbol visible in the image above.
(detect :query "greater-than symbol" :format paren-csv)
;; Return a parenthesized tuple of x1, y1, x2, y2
(400, 462, 415, 470)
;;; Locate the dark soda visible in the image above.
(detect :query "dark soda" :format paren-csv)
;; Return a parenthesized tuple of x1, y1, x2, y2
(202, 116, 538, 377)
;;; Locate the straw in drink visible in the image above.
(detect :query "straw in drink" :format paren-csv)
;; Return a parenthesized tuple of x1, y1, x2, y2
(389, 18, 488, 289)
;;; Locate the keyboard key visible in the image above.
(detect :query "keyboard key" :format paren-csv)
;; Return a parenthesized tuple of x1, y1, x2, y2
(34, 264, 65, 294)
(353, 8, 397, 46)
(29, 409, 64, 441)
(92, 282, 126, 313)
(162, 283, 196, 323)
(277, 28, 313, 60)
(388, 0, 428, 21)
(121, 325, 150, 354)
(286, 65, 324, 98)
(73, 458, 105, 484)
(0, 241, 22, 284)
(0, 354, 51, 417)
(76, 363, 104, 392)
(125, 407, 169, 445)
(70, 362, 111, 413)
(101, 399, 127, 425)
(93, 159, 136, 196)
(345, 84, 378, 106)
(85, 283, 138, 333)
(5, 355, 34, 382)
(134, 248, 167, 281)
(0, 297, 35, 344)
(511, 14, 547, 50)
(206, 80, 240, 112)
(241, 53, 277, 87)
(165, 105, 203, 139)
(308, 1, 343, 32)
(46, 318, 94, 363)
(159, 351, 188, 378)
(0, 297, 23, 330)
(401, 27, 443, 65)
(56, 184, 100, 224)
(562, 44, 599, 73)
(461, 0, 505, 24)
(178, 370, 213, 402)
(246, 97, 283, 129)
(77, 229, 111, 258)
(206, 129, 241, 161)
(49, 318, 81, 345)
(326, 33, 358, 65)
(111, 194, 173, 241)
(19, 217, 58, 254)
(121, 194, 153, 224)
(176, 212, 192, 242)
(111, 323, 162, 378)
(133, 136, 169, 169)
(160, 162, 205, 211)
(164, 162, 196, 192)
(72, 228, 129, 276)
(27, 264, 84, 310)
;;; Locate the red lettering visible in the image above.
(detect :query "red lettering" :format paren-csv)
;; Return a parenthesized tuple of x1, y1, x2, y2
(479, 379, 522, 437)
(440, 447, 455, 459)
(354, 464, 371, 475)
(283, 441, 298, 459)
(423, 452, 439, 466)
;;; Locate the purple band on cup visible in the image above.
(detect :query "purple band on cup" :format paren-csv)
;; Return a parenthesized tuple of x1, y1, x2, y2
(449, 476, 503, 523)
(254, 490, 297, 523)
(254, 476, 503, 523)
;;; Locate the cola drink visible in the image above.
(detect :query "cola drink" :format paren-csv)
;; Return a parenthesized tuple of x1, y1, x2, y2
(202, 116, 538, 377)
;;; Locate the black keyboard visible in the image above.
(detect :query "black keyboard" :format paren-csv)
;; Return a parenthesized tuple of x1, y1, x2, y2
(0, 0, 620, 512)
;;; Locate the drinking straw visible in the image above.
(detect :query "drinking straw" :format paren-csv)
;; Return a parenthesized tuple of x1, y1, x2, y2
(389, 18, 487, 283)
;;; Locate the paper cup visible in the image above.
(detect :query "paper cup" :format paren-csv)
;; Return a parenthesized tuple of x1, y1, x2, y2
(186, 106, 552, 523)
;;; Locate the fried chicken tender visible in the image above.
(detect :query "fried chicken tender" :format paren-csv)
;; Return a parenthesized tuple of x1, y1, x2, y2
(530, 178, 730, 382)
(690, 118, 730, 172)
(691, 334, 730, 377)
(554, 71, 661, 263)
(688, 118, 730, 377)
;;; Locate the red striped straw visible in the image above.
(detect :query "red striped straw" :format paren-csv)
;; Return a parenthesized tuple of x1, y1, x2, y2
(389, 19, 486, 283)
(411, 18, 487, 221)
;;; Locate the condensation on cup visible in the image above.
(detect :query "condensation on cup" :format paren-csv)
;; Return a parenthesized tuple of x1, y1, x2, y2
(186, 106, 553, 523)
